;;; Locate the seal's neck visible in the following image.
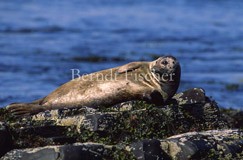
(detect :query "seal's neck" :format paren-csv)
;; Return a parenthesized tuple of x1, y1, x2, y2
(149, 61, 161, 84)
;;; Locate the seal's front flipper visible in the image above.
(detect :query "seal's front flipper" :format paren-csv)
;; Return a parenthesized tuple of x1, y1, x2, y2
(143, 90, 164, 106)
(6, 103, 44, 117)
(117, 62, 143, 74)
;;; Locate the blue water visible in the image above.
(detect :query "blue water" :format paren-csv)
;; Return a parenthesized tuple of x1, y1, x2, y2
(0, 0, 243, 109)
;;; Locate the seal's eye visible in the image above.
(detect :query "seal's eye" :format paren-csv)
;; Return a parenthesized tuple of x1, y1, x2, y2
(161, 60, 168, 65)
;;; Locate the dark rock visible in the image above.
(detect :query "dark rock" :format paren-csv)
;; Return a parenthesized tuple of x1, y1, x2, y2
(172, 88, 206, 105)
(220, 108, 243, 128)
(47, 136, 77, 144)
(130, 139, 170, 160)
(83, 113, 116, 131)
(18, 126, 67, 138)
(0, 122, 13, 157)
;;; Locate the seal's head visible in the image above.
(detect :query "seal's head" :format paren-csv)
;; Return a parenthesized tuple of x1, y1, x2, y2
(151, 56, 180, 82)
(151, 55, 181, 99)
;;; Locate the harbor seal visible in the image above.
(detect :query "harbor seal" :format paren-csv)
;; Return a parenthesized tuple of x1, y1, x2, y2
(7, 56, 181, 116)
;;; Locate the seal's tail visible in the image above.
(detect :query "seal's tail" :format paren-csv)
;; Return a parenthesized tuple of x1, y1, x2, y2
(6, 103, 45, 117)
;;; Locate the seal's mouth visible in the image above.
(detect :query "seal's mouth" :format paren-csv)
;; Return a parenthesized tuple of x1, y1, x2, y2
(151, 56, 180, 83)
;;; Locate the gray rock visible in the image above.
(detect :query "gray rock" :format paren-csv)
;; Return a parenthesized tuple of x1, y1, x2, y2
(1, 143, 113, 160)
(130, 129, 243, 160)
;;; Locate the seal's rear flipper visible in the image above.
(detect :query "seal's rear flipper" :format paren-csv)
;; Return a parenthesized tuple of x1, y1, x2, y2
(6, 103, 44, 117)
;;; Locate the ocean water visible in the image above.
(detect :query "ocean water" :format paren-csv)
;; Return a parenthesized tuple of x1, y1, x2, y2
(0, 0, 243, 109)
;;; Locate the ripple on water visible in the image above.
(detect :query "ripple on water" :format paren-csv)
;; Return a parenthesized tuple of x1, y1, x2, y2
(0, 0, 243, 108)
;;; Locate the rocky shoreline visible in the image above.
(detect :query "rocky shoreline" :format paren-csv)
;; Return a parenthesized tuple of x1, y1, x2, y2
(0, 88, 242, 159)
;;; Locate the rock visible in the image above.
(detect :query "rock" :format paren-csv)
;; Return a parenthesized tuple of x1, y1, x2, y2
(220, 108, 243, 128)
(83, 113, 116, 131)
(0, 88, 241, 159)
(173, 88, 206, 105)
(2, 130, 242, 160)
(0, 122, 13, 157)
(131, 129, 243, 160)
(0, 143, 136, 160)
(130, 139, 171, 160)
(1, 88, 225, 150)
(1, 143, 113, 160)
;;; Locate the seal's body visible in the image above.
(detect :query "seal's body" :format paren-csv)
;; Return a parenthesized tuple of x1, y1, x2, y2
(7, 56, 181, 116)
